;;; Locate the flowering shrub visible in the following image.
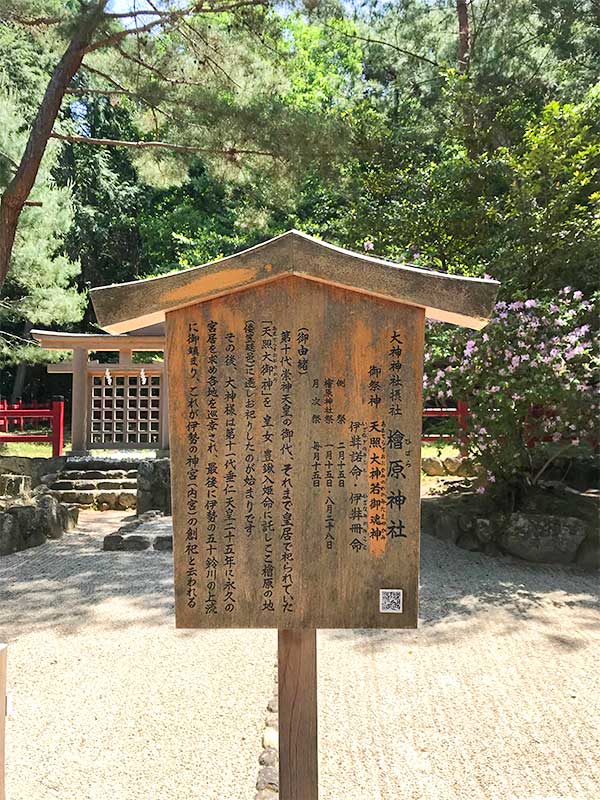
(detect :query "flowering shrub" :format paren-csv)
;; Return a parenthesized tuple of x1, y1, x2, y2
(425, 289, 598, 491)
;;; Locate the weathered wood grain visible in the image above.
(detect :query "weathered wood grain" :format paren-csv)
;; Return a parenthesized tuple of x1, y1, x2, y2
(167, 275, 424, 629)
(278, 629, 318, 800)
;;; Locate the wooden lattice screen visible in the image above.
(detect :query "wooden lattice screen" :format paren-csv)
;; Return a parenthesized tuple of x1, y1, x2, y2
(89, 370, 161, 448)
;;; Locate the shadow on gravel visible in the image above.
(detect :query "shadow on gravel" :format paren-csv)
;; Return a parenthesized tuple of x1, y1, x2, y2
(327, 532, 600, 652)
(0, 517, 175, 639)
(2, 517, 598, 647)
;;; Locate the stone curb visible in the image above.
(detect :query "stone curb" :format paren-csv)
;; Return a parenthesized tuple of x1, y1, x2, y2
(255, 663, 279, 799)
(102, 510, 171, 552)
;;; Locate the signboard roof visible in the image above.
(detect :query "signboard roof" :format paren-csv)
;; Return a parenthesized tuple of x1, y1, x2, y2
(91, 229, 499, 333)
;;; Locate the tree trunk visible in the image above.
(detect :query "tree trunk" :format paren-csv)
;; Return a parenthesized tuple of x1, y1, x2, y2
(456, 0, 471, 73)
(10, 364, 27, 404)
(0, 3, 107, 289)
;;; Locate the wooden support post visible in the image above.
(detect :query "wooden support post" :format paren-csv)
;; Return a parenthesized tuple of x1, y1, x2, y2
(278, 629, 318, 800)
(70, 347, 89, 454)
(0, 643, 6, 800)
(119, 348, 133, 366)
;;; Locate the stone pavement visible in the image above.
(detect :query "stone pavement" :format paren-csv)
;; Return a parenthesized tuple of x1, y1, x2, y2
(0, 511, 598, 800)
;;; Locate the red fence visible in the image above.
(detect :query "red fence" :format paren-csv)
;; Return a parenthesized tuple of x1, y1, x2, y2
(423, 401, 469, 456)
(0, 398, 64, 457)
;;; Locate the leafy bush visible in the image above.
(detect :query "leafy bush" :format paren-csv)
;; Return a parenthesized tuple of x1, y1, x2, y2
(425, 290, 598, 493)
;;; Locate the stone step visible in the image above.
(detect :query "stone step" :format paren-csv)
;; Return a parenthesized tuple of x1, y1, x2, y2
(51, 479, 138, 491)
(104, 532, 173, 552)
(65, 457, 146, 472)
(57, 469, 138, 481)
(49, 488, 137, 510)
(103, 513, 173, 551)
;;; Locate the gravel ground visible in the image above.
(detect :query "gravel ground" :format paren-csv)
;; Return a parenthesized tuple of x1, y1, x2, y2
(0, 512, 275, 800)
(1, 511, 599, 800)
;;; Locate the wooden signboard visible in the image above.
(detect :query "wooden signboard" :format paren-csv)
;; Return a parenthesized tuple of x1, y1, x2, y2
(91, 230, 498, 800)
(167, 276, 423, 630)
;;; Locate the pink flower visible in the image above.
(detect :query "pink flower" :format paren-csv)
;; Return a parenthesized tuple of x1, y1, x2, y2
(566, 346, 584, 359)
(363, 240, 374, 251)
(573, 290, 583, 300)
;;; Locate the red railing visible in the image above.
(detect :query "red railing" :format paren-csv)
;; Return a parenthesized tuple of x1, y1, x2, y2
(422, 402, 595, 455)
(423, 401, 469, 456)
(0, 398, 64, 457)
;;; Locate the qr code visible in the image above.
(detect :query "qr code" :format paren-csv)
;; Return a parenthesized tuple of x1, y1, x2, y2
(379, 589, 403, 614)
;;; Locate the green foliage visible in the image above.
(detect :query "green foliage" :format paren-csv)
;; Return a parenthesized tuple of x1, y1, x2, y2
(426, 291, 598, 490)
(0, 91, 84, 367)
(54, 96, 146, 293)
(495, 87, 600, 296)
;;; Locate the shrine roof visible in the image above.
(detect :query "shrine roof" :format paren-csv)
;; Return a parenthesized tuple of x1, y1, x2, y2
(91, 229, 499, 334)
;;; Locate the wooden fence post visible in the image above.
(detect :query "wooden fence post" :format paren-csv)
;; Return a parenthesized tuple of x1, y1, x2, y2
(278, 629, 319, 800)
(457, 400, 469, 457)
(52, 396, 64, 458)
(0, 643, 7, 800)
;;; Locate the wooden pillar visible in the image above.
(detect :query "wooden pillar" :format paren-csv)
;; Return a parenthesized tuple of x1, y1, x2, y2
(0, 643, 6, 800)
(70, 347, 89, 454)
(278, 629, 318, 800)
(119, 348, 133, 366)
(159, 352, 169, 452)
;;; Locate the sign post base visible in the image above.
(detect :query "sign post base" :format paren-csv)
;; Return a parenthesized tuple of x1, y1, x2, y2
(278, 629, 318, 800)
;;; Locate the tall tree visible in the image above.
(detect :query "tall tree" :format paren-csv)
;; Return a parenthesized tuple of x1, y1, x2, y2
(0, 0, 349, 289)
(456, 0, 470, 72)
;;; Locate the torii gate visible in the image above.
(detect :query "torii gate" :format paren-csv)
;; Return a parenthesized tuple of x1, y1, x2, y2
(31, 329, 169, 454)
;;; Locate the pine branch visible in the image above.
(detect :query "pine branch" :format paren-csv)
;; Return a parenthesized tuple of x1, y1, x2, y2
(85, 0, 265, 54)
(81, 64, 131, 94)
(322, 22, 439, 68)
(49, 131, 277, 159)
(67, 87, 129, 97)
(0, 0, 267, 287)
(0, 14, 64, 27)
(113, 44, 208, 88)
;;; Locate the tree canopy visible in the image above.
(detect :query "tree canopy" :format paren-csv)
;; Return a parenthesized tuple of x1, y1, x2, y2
(1, 0, 599, 384)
